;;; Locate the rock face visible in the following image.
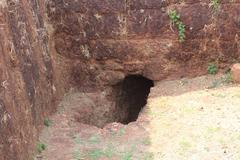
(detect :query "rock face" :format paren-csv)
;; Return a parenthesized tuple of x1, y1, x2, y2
(48, 0, 240, 89)
(0, 0, 240, 159)
(0, 1, 71, 160)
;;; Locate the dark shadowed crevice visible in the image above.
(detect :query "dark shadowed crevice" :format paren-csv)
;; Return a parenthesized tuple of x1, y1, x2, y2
(115, 75, 154, 124)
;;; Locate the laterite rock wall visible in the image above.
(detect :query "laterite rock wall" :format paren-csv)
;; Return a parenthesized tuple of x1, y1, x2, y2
(48, 0, 240, 88)
(0, 0, 71, 159)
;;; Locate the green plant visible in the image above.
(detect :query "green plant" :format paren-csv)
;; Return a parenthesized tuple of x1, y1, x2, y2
(122, 152, 133, 160)
(211, 0, 220, 12)
(37, 143, 47, 153)
(208, 63, 218, 75)
(169, 10, 186, 42)
(44, 118, 52, 127)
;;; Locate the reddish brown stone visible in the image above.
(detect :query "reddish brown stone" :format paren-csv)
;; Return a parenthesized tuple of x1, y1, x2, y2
(231, 63, 240, 83)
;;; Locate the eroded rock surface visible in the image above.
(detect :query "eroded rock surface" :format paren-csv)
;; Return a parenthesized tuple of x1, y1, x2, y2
(48, 0, 240, 88)
(0, 1, 71, 159)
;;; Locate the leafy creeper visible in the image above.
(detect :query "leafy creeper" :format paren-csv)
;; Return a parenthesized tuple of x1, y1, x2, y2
(169, 10, 186, 42)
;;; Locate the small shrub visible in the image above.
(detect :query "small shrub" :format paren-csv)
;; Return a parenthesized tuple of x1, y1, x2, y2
(208, 63, 218, 75)
(37, 143, 47, 153)
(169, 10, 186, 42)
(44, 119, 52, 127)
(169, 10, 180, 24)
(177, 22, 186, 42)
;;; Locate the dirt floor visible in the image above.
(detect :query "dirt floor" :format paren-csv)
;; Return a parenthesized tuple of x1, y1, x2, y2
(35, 74, 240, 160)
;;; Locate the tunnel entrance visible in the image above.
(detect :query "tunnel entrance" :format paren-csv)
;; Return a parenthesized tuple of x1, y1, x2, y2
(115, 75, 154, 124)
(66, 75, 154, 128)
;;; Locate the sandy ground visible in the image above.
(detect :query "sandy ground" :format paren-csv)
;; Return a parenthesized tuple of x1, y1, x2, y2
(35, 74, 240, 160)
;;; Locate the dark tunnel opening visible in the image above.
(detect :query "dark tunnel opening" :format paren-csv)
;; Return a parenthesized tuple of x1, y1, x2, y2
(116, 75, 154, 124)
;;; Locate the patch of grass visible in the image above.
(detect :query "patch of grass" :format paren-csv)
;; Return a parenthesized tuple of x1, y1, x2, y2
(88, 149, 104, 160)
(104, 145, 115, 158)
(118, 127, 126, 136)
(37, 143, 47, 153)
(73, 150, 84, 160)
(169, 10, 186, 42)
(122, 151, 133, 160)
(121, 145, 136, 160)
(86, 145, 116, 159)
(73, 135, 84, 145)
(89, 135, 101, 144)
(44, 118, 52, 127)
(208, 63, 218, 75)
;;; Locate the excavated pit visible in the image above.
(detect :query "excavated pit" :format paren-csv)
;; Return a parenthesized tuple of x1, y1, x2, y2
(115, 75, 154, 124)
(68, 75, 154, 128)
